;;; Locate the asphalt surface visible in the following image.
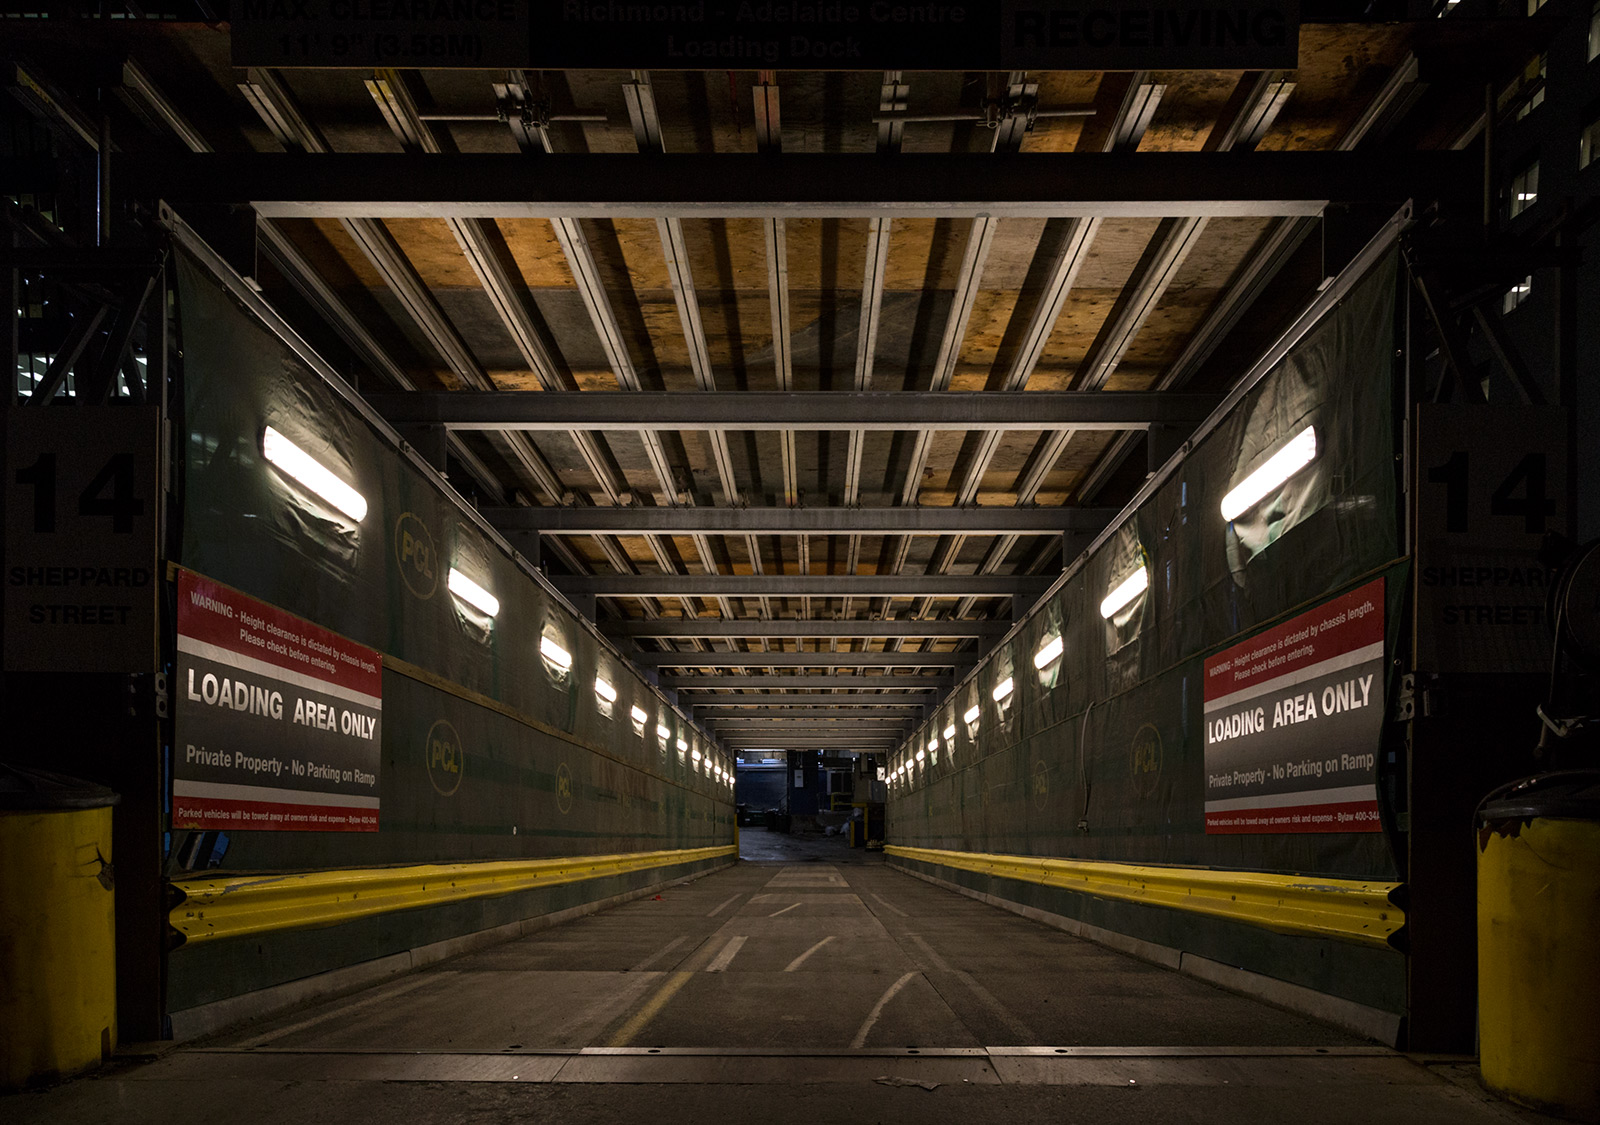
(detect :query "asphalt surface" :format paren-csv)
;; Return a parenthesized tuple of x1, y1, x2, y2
(4, 832, 1556, 1124)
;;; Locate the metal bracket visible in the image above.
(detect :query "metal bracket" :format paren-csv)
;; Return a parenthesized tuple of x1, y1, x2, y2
(1391, 672, 1416, 723)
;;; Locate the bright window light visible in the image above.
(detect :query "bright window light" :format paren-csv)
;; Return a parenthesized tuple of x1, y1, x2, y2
(262, 426, 368, 522)
(540, 635, 573, 671)
(594, 676, 617, 703)
(1034, 635, 1064, 669)
(448, 568, 500, 618)
(943, 723, 955, 742)
(963, 705, 981, 725)
(1099, 566, 1150, 620)
(631, 705, 649, 726)
(992, 676, 1014, 703)
(1220, 426, 1318, 522)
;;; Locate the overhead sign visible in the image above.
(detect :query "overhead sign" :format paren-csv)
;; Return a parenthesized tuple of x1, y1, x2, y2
(4, 406, 160, 674)
(173, 569, 383, 832)
(1414, 405, 1566, 675)
(1203, 577, 1385, 835)
(232, 1, 1300, 70)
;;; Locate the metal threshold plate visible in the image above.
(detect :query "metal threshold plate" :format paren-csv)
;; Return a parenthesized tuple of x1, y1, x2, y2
(146, 1046, 1408, 1085)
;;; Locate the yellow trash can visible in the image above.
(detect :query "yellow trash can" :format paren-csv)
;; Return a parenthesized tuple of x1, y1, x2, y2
(1477, 771, 1600, 1122)
(0, 766, 120, 1089)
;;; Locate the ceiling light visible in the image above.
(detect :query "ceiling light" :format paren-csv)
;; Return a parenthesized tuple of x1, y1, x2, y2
(262, 425, 368, 521)
(1034, 635, 1064, 669)
(448, 568, 500, 618)
(943, 723, 955, 742)
(540, 635, 572, 670)
(992, 676, 1014, 703)
(631, 705, 649, 726)
(594, 676, 617, 703)
(915, 748, 926, 762)
(691, 748, 702, 762)
(657, 723, 671, 741)
(1099, 566, 1149, 620)
(1220, 426, 1318, 522)
(676, 738, 688, 753)
(963, 705, 981, 725)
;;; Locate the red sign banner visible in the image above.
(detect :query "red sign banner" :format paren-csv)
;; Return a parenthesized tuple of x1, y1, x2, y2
(1202, 577, 1385, 834)
(172, 570, 382, 832)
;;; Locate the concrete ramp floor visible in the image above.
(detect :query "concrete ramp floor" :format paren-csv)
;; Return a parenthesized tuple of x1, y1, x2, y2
(6, 846, 1548, 1125)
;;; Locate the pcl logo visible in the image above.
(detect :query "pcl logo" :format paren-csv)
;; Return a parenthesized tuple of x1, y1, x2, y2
(1130, 722, 1163, 800)
(555, 762, 573, 814)
(394, 512, 438, 599)
(425, 718, 463, 796)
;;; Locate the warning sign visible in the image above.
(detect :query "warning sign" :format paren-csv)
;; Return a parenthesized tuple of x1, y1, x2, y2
(173, 569, 382, 832)
(1202, 578, 1385, 834)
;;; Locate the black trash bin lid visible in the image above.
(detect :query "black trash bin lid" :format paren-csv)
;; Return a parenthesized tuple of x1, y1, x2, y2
(1477, 770, 1600, 826)
(0, 764, 120, 811)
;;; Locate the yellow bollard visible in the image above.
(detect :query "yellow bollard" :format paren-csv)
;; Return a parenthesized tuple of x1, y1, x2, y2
(0, 771, 119, 1089)
(1477, 773, 1600, 1123)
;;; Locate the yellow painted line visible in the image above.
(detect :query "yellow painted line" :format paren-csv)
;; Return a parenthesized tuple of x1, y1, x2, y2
(885, 845, 1402, 949)
(170, 845, 737, 945)
(606, 971, 694, 1047)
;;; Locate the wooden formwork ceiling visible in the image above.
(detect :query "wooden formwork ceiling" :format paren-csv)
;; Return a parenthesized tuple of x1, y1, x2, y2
(6, 12, 1528, 739)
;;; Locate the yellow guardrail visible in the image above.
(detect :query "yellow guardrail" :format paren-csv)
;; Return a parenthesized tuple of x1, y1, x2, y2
(885, 845, 1402, 949)
(170, 845, 737, 945)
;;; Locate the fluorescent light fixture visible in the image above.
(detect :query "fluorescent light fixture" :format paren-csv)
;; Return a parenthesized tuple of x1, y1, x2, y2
(262, 425, 368, 521)
(927, 737, 938, 753)
(540, 635, 573, 670)
(1220, 426, 1318, 522)
(992, 676, 1014, 703)
(631, 705, 649, 726)
(594, 676, 617, 703)
(943, 723, 955, 742)
(448, 568, 500, 618)
(691, 748, 702, 762)
(1099, 566, 1149, 620)
(676, 738, 688, 753)
(657, 724, 671, 741)
(963, 705, 981, 725)
(1034, 635, 1064, 669)
(915, 748, 926, 763)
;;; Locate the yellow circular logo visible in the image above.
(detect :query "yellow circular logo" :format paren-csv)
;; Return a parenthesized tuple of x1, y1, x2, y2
(1131, 722, 1163, 800)
(556, 762, 573, 814)
(394, 511, 438, 600)
(424, 719, 463, 797)
(1031, 759, 1050, 811)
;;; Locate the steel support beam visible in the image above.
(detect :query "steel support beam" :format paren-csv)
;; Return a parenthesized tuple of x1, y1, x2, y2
(724, 738, 902, 746)
(629, 650, 977, 668)
(665, 675, 948, 689)
(364, 390, 1215, 432)
(603, 618, 1007, 638)
(123, 153, 1472, 219)
(707, 720, 911, 730)
(691, 695, 932, 707)
(702, 710, 918, 721)
(555, 574, 1052, 598)
(1074, 55, 1426, 506)
(483, 504, 1115, 535)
